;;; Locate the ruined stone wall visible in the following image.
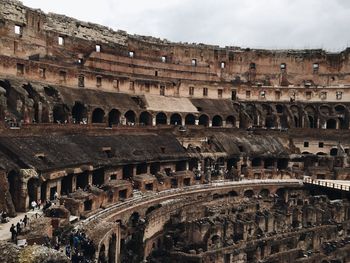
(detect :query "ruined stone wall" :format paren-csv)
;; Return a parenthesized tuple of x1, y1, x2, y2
(1, 0, 350, 101)
(0, 170, 16, 216)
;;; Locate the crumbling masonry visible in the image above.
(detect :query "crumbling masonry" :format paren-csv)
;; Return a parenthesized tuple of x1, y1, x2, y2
(1, 0, 350, 262)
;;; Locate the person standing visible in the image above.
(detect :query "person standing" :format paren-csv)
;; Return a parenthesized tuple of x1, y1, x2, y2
(23, 215, 28, 227)
(10, 224, 16, 241)
(16, 221, 21, 235)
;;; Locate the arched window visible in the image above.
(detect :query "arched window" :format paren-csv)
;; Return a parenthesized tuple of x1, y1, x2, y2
(92, 108, 105, 123)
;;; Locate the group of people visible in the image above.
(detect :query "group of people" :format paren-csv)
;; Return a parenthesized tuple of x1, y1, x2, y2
(9, 215, 29, 242)
(44, 229, 96, 262)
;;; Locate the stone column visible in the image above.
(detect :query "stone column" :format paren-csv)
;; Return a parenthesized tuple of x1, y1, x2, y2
(152, 116, 156, 126)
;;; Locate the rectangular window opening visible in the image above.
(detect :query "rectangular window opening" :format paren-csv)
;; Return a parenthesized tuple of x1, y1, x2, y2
(189, 87, 194, 96)
(58, 36, 64, 46)
(96, 76, 102, 87)
(14, 25, 22, 35)
(191, 59, 197, 66)
(160, 85, 165, 96)
(96, 44, 101, 52)
(78, 75, 85, 88)
(17, 63, 24, 75)
(304, 142, 309, 148)
(203, 87, 208, 97)
(218, 89, 223, 98)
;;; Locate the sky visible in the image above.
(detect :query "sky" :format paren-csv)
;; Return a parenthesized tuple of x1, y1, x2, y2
(21, 0, 350, 51)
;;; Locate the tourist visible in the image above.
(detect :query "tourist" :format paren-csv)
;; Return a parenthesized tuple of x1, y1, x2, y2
(16, 221, 21, 235)
(10, 224, 16, 241)
(23, 215, 28, 227)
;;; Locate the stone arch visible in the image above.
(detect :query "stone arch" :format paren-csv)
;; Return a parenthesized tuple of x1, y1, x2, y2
(156, 112, 167, 125)
(304, 105, 317, 128)
(326, 118, 337, 129)
(139, 111, 152, 126)
(199, 114, 209, 126)
(212, 115, 223, 127)
(226, 115, 236, 127)
(185, 114, 196, 125)
(72, 102, 87, 124)
(246, 104, 258, 125)
(53, 104, 69, 123)
(170, 113, 182, 125)
(244, 189, 255, 198)
(92, 108, 105, 123)
(124, 110, 136, 124)
(108, 109, 120, 127)
(290, 105, 301, 128)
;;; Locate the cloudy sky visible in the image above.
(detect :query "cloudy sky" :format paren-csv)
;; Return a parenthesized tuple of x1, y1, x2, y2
(21, 0, 350, 51)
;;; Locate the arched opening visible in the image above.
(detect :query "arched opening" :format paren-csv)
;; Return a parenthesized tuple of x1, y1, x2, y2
(294, 116, 299, 128)
(276, 104, 283, 114)
(212, 115, 223, 127)
(128, 212, 140, 227)
(317, 152, 326, 156)
(308, 115, 315, 128)
(199, 114, 209, 126)
(170, 113, 182, 125)
(98, 244, 106, 263)
(72, 102, 87, 124)
(226, 115, 236, 127)
(185, 114, 196, 125)
(326, 119, 337, 129)
(139, 111, 152, 126)
(305, 105, 317, 128)
(108, 234, 117, 263)
(252, 158, 262, 167)
(228, 190, 238, 197)
(125, 110, 136, 125)
(265, 115, 275, 128)
(92, 108, 105, 123)
(27, 177, 39, 208)
(335, 105, 346, 113)
(330, 148, 338, 156)
(108, 109, 120, 127)
(53, 104, 69, 124)
(244, 189, 254, 198)
(156, 112, 167, 125)
(259, 189, 270, 198)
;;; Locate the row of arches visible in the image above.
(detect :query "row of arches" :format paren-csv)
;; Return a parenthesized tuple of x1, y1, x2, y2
(53, 103, 237, 127)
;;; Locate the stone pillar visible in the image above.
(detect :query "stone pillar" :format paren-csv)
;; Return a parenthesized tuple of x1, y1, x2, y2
(186, 161, 189, 171)
(167, 118, 171, 125)
(72, 174, 77, 192)
(147, 164, 151, 174)
(222, 120, 226, 127)
(152, 116, 156, 126)
(181, 118, 185, 126)
(88, 171, 93, 186)
(195, 119, 199, 126)
(236, 120, 240, 128)
(209, 121, 212, 127)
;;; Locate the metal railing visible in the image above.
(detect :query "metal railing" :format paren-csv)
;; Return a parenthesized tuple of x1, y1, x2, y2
(303, 177, 350, 191)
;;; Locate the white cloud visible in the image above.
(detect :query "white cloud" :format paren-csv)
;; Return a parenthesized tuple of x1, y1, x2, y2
(21, 0, 350, 51)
